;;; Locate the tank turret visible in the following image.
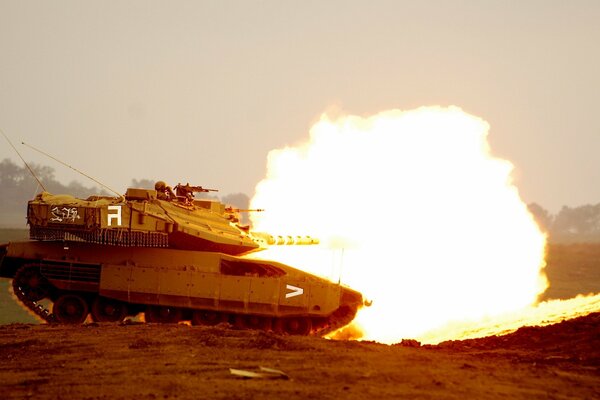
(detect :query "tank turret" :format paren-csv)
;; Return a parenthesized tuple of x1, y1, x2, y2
(27, 183, 259, 254)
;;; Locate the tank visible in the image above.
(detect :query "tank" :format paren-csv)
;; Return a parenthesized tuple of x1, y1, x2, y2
(0, 182, 365, 336)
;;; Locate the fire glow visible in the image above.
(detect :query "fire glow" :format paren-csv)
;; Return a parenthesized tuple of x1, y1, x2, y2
(249, 106, 553, 344)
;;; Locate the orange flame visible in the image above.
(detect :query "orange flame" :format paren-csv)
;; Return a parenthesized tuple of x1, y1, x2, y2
(249, 106, 563, 344)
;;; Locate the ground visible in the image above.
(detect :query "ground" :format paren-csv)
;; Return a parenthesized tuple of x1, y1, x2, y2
(0, 314, 598, 399)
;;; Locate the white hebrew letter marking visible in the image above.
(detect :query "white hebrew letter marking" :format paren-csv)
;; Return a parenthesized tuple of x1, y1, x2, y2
(107, 205, 122, 226)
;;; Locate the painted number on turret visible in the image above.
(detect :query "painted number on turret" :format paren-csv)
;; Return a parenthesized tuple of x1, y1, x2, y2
(50, 206, 80, 223)
(285, 284, 304, 298)
(107, 205, 122, 226)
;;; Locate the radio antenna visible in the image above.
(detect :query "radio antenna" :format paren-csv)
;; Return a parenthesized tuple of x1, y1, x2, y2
(22, 141, 123, 199)
(1, 129, 47, 191)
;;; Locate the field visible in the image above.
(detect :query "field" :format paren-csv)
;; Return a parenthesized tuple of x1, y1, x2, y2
(0, 229, 35, 324)
(0, 229, 28, 243)
(541, 242, 600, 300)
(0, 229, 599, 399)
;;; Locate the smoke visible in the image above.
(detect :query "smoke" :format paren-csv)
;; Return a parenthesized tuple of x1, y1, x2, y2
(249, 106, 547, 343)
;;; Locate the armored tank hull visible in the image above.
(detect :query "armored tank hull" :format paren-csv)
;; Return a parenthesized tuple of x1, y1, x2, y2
(0, 184, 364, 335)
(0, 241, 361, 335)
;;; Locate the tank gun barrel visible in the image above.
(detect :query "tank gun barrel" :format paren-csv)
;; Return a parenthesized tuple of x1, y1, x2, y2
(225, 207, 265, 213)
(251, 232, 320, 246)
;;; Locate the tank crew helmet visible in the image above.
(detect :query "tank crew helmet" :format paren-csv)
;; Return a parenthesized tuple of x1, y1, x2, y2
(155, 181, 167, 191)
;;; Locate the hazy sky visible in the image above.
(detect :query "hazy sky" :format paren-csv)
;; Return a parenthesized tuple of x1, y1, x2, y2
(1, 0, 599, 212)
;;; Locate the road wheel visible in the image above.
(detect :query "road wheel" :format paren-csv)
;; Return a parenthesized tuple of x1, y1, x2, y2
(91, 296, 127, 322)
(235, 314, 271, 331)
(13, 264, 51, 302)
(145, 306, 182, 323)
(53, 294, 89, 324)
(191, 310, 223, 326)
(275, 317, 312, 335)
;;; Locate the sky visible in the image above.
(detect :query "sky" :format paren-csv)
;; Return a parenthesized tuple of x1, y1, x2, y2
(0, 0, 599, 213)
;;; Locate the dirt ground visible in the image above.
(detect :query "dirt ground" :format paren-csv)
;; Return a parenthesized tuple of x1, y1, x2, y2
(0, 313, 598, 400)
(1, 234, 599, 399)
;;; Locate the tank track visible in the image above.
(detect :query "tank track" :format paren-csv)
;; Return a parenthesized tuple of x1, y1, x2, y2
(12, 264, 57, 323)
(10, 264, 357, 335)
(312, 306, 358, 337)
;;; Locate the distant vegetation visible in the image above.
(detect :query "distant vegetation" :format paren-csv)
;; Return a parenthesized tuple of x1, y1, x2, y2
(1, 158, 599, 241)
(528, 203, 600, 243)
(0, 158, 105, 227)
(0, 159, 250, 228)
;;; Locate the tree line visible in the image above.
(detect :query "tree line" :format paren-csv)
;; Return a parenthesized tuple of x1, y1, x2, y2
(0, 158, 106, 226)
(2, 158, 599, 242)
(528, 202, 600, 243)
(0, 158, 249, 227)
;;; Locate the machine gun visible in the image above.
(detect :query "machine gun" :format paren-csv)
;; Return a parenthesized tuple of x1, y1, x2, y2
(175, 183, 218, 201)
